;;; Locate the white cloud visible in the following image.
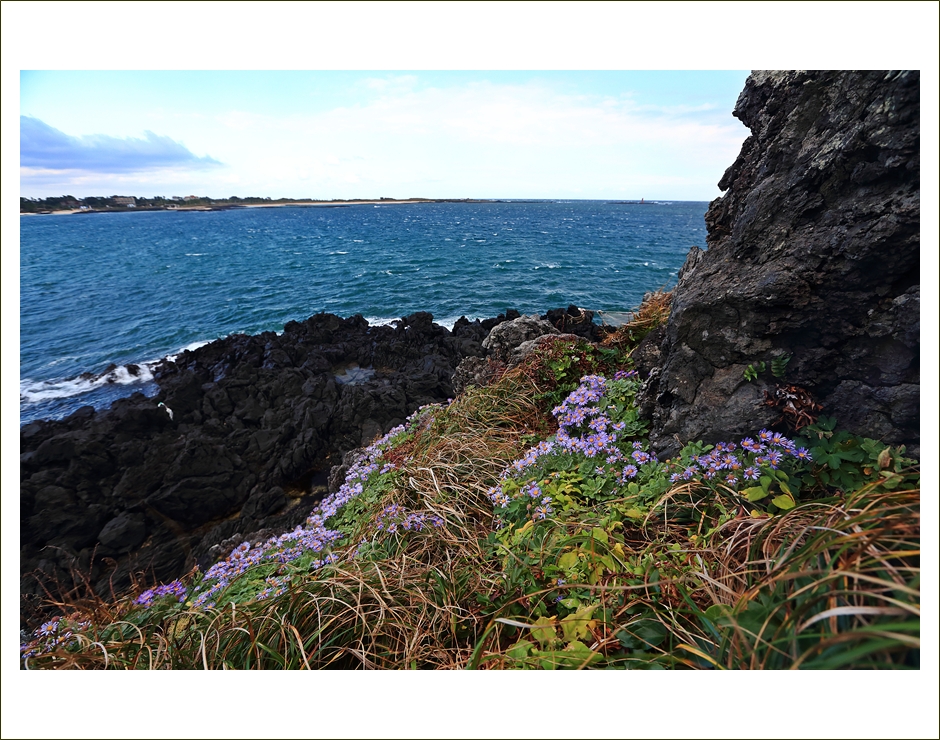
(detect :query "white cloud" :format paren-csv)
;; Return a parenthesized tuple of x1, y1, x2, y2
(20, 80, 749, 199)
(190, 80, 747, 199)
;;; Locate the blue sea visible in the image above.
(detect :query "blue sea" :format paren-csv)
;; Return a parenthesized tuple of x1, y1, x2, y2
(20, 200, 708, 424)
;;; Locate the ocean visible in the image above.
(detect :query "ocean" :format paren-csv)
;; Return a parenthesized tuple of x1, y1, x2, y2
(20, 200, 709, 424)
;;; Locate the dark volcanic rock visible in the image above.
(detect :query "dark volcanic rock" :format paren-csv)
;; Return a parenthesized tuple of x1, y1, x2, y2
(19, 311, 486, 609)
(642, 70, 919, 457)
(19, 300, 616, 623)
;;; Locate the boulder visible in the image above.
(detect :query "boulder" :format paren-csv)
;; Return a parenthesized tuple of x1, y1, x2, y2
(482, 314, 559, 363)
(641, 70, 919, 457)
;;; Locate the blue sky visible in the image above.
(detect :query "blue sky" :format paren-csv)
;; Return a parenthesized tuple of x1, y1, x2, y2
(19, 70, 751, 200)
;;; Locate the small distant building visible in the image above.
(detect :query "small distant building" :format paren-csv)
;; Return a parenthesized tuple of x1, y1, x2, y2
(114, 196, 136, 206)
(183, 195, 199, 201)
(172, 196, 183, 201)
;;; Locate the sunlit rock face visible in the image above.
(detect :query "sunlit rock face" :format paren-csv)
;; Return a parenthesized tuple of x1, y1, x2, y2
(641, 71, 920, 457)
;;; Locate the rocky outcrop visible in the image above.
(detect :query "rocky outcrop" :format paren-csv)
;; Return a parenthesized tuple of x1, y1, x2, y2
(452, 306, 608, 396)
(19, 312, 486, 609)
(641, 71, 919, 457)
(20, 305, 608, 618)
(482, 314, 560, 363)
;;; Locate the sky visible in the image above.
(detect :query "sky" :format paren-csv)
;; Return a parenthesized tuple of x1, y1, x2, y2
(19, 70, 752, 201)
(3, 3, 939, 739)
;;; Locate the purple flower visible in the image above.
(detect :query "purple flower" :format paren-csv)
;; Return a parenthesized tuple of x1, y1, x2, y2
(741, 437, 764, 453)
(793, 447, 813, 461)
(743, 466, 760, 481)
(763, 450, 783, 469)
(36, 620, 59, 638)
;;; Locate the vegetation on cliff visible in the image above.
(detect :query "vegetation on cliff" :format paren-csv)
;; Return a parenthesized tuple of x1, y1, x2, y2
(20, 293, 920, 670)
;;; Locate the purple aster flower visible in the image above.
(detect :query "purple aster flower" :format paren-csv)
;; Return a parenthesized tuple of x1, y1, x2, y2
(36, 620, 59, 638)
(743, 466, 760, 481)
(793, 447, 813, 461)
(741, 437, 764, 453)
(622, 464, 638, 478)
(763, 450, 783, 468)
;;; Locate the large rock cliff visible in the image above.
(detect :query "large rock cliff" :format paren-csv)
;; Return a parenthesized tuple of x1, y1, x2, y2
(641, 70, 919, 457)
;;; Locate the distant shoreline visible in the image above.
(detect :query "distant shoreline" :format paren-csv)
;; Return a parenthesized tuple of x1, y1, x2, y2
(20, 198, 496, 216)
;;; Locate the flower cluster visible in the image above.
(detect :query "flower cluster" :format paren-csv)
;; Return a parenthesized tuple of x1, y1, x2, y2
(488, 374, 655, 523)
(256, 575, 291, 601)
(20, 616, 90, 660)
(552, 375, 633, 462)
(135, 579, 187, 607)
(668, 430, 812, 489)
(375, 503, 445, 534)
(613, 369, 638, 381)
(137, 405, 442, 611)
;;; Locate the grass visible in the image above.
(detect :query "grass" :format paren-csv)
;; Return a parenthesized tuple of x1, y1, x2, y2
(20, 291, 920, 670)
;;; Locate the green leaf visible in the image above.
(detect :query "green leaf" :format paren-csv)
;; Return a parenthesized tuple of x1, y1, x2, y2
(772, 494, 796, 510)
(562, 640, 603, 667)
(506, 639, 534, 660)
(561, 603, 598, 643)
(630, 619, 667, 647)
(745, 486, 768, 502)
(704, 604, 734, 623)
(591, 527, 609, 545)
(530, 616, 558, 649)
(558, 551, 580, 570)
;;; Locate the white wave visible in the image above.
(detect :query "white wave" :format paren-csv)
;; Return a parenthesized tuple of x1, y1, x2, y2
(185, 253, 206, 256)
(165, 339, 211, 362)
(330, 251, 348, 255)
(22, 335, 223, 405)
(21, 363, 155, 404)
(364, 315, 482, 332)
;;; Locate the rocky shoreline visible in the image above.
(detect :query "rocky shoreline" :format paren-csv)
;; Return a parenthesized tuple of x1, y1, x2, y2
(19, 305, 603, 618)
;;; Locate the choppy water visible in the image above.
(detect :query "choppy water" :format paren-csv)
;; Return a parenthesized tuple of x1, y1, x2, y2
(20, 200, 708, 423)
